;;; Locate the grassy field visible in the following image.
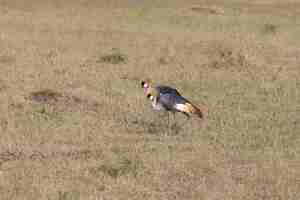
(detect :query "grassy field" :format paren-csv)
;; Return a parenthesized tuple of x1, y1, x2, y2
(0, 0, 299, 199)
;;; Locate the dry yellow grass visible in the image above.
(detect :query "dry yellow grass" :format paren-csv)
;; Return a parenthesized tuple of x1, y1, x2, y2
(0, 0, 299, 199)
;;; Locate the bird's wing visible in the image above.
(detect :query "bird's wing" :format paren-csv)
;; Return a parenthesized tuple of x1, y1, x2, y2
(158, 92, 189, 110)
(155, 85, 182, 96)
(157, 93, 176, 110)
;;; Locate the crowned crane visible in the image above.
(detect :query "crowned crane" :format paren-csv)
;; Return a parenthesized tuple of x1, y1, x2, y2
(141, 80, 207, 127)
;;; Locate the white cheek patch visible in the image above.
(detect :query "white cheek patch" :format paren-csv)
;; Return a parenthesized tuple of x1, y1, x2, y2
(149, 95, 154, 101)
(174, 104, 186, 112)
(143, 83, 149, 88)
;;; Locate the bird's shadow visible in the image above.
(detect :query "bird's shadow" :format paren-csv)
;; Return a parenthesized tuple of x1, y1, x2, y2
(119, 112, 184, 136)
(142, 112, 186, 136)
(168, 122, 183, 136)
(142, 119, 183, 136)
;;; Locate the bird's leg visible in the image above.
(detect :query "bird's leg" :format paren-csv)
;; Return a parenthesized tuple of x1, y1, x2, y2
(172, 112, 176, 125)
(169, 112, 177, 135)
(170, 112, 176, 130)
(167, 112, 171, 136)
(184, 113, 191, 123)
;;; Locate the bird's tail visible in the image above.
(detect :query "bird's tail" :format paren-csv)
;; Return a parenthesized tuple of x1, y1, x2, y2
(181, 102, 208, 119)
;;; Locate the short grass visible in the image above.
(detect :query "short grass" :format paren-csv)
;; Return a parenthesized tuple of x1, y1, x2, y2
(0, 0, 299, 199)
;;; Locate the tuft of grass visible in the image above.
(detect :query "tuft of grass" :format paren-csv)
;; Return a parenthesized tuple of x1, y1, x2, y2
(262, 23, 278, 35)
(209, 45, 250, 71)
(29, 89, 63, 103)
(189, 5, 225, 15)
(91, 157, 142, 178)
(47, 191, 80, 200)
(0, 150, 24, 166)
(96, 49, 127, 64)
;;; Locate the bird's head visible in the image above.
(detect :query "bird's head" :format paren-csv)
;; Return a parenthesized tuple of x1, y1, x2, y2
(141, 79, 158, 100)
(141, 79, 152, 93)
(141, 80, 150, 89)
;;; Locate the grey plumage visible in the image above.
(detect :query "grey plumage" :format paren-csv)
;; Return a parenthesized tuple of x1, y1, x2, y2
(151, 85, 191, 117)
(142, 81, 205, 119)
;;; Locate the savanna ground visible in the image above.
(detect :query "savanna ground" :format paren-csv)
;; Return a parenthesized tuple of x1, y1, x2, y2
(0, 0, 299, 199)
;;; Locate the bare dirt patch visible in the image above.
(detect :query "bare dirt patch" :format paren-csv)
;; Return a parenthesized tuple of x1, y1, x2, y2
(28, 89, 100, 113)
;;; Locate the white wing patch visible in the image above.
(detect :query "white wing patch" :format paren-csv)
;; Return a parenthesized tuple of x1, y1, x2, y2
(174, 103, 186, 112)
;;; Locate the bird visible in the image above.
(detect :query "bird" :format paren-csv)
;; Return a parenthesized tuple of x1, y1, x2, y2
(141, 80, 207, 126)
